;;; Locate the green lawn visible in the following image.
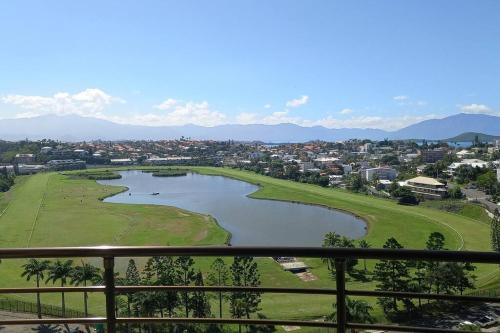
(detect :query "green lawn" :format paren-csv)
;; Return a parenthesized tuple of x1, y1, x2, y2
(0, 167, 497, 330)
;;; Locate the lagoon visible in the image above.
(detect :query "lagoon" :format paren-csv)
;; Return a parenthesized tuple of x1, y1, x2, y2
(98, 171, 366, 246)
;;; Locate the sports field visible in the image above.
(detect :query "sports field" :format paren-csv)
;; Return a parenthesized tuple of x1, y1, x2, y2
(0, 168, 497, 327)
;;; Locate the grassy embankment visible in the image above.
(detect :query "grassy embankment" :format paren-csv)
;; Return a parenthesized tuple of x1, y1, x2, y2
(0, 167, 497, 330)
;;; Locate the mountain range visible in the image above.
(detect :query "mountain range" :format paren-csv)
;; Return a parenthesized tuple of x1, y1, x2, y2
(1, 113, 500, 142)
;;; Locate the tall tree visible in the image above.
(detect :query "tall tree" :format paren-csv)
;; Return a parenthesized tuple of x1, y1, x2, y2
(322, 232, 358, 276)
(373, 238, 410, 315)
(22, 259, 50, 319)
(230, 256, 261, 333)
(425, 232, 445, 295)
(207, 258, 230, 318)
(71, 262, 101, 318)
(329, 297, 374, 333)
(358, 240, 371, 272)
(156, 257, 180, 318)
(322, 232, 342, 270)
(491, 217, 500, 252)
(191, 271, 211, 318)
(175, 256, 196, 317)
(124, 259, 141, 318)
(46, 260, 73, 317)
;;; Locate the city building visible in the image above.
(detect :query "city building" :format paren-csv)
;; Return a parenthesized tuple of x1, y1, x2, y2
(110, 158, 134, 165)
(404, 176, 447, 199)
(145, 157, 193, 165)
(17, 164, 45, 175)
(362, 167, 398, 181)
(298, 161, 314, 172)
(46, 159, 86, 171)
(421, 148, 446, 163)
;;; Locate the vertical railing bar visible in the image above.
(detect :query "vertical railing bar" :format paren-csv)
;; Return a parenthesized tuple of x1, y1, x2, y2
(335, 258, 347, 333)
(103, 256, 116, 333)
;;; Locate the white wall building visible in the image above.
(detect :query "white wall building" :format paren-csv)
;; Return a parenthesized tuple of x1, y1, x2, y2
(363, 167, 398, 181)
(448, 159, 488, 174)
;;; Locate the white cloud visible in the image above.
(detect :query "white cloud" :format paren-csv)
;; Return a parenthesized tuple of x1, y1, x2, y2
(393, 95, 409, 101)
(231, 112, 439, 131)
(111, 100, 227, 127)
(154, 98, 178, 110)
(339, 108, 353, 115)
(286, 95, 309, 108)
(460, 103, 492, 114)
(263, 104, 272, 109)
(1, 88, 124, 117)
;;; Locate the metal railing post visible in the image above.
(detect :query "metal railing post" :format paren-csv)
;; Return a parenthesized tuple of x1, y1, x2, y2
(103, 257, 116, 333)
(335, 258, 347, 333)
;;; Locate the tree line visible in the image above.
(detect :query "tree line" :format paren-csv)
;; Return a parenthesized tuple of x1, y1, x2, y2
(322, 231, 477, 321)
(15, 256, 265, 333)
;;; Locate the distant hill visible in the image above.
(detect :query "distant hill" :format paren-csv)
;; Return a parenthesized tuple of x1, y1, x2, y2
(0, 115, 388, 142)
(389, 113, 500, 140)
(0, 113, 500, 142)
(444, 132, 500, 142)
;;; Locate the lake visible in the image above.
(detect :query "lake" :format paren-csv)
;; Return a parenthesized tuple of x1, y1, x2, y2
(98, 171, 366, 246)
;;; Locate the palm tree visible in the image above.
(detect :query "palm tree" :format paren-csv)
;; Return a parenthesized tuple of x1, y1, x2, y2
(46, 260, 73, 317)
(22, 259, 51, 319)
(71, 261, 101, 318)
(329, 297, 374, 333)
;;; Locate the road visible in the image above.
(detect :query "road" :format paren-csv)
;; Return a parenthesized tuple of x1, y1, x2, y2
(463, 188, 499, 214)
(0, 311, 86, 332)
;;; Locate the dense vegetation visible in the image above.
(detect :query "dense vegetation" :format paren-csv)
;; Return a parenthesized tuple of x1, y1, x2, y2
(0, 166, 15, 192)
(67, 170, 122, 180)
(143, 169, 189, 177)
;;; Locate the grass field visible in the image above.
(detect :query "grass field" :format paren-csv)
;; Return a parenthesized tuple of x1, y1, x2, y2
(0, 167, 497, 330)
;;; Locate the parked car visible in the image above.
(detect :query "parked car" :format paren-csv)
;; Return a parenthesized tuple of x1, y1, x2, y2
(473, 315, 497, 327)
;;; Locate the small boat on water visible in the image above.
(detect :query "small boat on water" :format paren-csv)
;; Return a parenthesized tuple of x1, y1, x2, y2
(151, 192, 160, 195)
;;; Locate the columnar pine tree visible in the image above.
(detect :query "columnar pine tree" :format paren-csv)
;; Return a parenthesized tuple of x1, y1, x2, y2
(191, 270, 211, 318)
(491, 217, 500, 252)
(125, 259, 141, 318)
(230, 256, 261, 329)
(155, 256, 180, 318)
(373, 238, 410, 316)
(175, 256, 196, 317)
(207, 258, 230, 318)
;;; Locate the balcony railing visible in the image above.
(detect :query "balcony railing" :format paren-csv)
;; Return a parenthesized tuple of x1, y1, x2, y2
(0, 246, 499, 333)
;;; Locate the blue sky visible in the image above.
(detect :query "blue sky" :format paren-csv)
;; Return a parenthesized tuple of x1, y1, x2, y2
(1, 0, 499, 130)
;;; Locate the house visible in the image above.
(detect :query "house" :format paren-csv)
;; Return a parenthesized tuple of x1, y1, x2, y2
(0, 165, 15, 175)
(110, 158, 133, 165)
(298, 161, 314, 172)
(362, 167, 397, 181)
(15, 153, 34, 164)
(17, 164, 45, 175)
(404, 176, 447, 199)
(145, 157, 193, 165)
(73, 149, 88, 157)
(447, 159, 488, 174)
(47, 159, 86, 171)
(314, 157, 340, 168)
(40, 147, 53, 154)
(456, 149, 474, 159)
